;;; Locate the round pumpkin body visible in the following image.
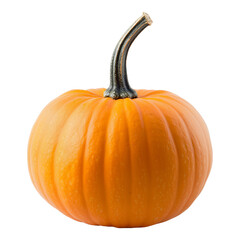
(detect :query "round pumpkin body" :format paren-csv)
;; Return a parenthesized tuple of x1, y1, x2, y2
(28, 88, 212, 227)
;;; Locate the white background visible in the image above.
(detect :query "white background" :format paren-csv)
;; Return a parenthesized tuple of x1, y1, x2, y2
(1, 0, 240, 239)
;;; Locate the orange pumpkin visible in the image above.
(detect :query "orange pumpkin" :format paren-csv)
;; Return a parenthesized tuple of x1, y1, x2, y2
(28, 13, 212, 227)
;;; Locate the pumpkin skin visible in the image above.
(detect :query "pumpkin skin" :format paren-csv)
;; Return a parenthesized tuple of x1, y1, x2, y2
(28, 88, 212, 227)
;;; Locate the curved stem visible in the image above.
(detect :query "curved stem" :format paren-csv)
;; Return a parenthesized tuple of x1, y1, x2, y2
(104, 13, 152, 100)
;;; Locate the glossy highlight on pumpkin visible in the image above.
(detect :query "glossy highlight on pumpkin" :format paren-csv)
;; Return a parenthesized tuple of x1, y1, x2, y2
(28, 88, 212, 227)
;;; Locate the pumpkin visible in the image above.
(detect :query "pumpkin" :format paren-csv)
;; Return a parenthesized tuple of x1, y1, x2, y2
(28, 13, 212, 227)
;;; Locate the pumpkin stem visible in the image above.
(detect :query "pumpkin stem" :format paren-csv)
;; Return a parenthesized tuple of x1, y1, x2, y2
(104, 13, 152, 100)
